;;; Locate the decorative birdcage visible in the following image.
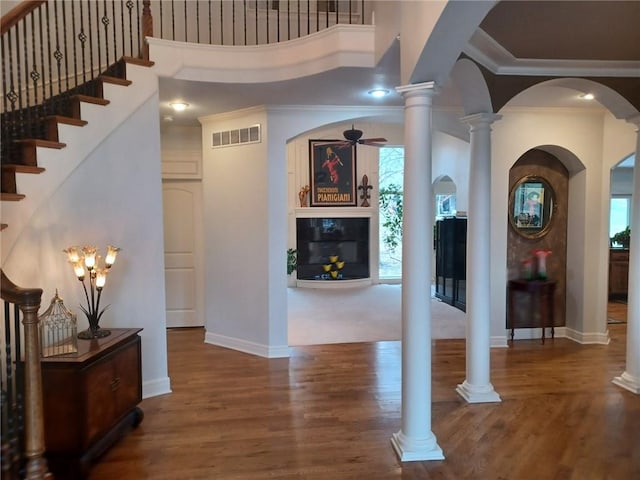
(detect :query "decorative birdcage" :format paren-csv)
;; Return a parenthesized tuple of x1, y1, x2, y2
(39, 290, 78, 358)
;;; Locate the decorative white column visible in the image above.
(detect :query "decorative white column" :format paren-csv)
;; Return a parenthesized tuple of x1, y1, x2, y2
(391, 82, 444, 461)
(613, 115, 640, 394)
(456, 113, 502, 403)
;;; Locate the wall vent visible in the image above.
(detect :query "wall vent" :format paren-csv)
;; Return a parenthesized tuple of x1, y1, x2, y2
(212, 124, 261, 148)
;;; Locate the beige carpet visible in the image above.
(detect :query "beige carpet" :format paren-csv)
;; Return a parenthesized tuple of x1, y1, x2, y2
(288, 284, 466, 346)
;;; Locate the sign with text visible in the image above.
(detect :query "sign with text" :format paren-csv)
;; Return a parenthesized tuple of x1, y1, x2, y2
(309, 140, 357, 207)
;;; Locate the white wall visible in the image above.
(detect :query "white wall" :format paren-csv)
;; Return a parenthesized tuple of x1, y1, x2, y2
(199, 107, 284, 356)
(288, 123, 469, 214)
(199, 106, 404, 355)
(3, 95, 170, 398)
(161, 125, 203, 179)
(286, 120, 470, 285)
(432, 131, 470, 213)
(611, 168, 634, 195)
(287, 122, 404, 206)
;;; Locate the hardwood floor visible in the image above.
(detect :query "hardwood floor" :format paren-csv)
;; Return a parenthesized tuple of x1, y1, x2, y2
(88, 319, 638, 479)
(607, 300, 628, 323)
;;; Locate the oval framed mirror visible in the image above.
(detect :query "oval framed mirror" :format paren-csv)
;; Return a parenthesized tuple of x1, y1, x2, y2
(508, 175, 556, 239)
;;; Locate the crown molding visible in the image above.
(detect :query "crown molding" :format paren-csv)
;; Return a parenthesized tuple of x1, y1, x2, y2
(464, 28, 640, 78)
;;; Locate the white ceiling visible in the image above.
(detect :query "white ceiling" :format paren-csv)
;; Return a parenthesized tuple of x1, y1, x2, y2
(158, 1, 639, 128)
(158, 58, 605, 128)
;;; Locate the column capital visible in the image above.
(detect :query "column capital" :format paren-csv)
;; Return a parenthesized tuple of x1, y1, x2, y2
(460, 112, 502, 128)
(396, 81, 438, 97)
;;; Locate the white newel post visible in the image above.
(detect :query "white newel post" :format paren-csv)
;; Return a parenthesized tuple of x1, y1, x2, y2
(456, 113, 502, 403)
(391, 82, 444, 461)
(613, 115, 640, 394)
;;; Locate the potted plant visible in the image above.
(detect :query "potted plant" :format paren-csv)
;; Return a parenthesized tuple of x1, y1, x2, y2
(287, 248, 297, 287)
(611, 226, 630, 248)
(287, 248, 297, 275)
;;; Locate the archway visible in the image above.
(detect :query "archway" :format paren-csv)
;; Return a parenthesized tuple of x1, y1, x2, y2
(496, 78, 637, 343)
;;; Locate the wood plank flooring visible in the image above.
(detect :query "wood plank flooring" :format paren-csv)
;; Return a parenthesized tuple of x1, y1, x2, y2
(88, 317, 638, 479)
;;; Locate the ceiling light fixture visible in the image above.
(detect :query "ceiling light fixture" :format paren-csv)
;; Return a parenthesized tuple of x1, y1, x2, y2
(580, 93, 595, 100)
(170, 102, 189, 111)
(368, 89, 390, 98)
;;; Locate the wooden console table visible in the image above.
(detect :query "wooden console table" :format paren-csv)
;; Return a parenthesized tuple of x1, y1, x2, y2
(507, 280, 556, 344)
(41, 328, 144, 479)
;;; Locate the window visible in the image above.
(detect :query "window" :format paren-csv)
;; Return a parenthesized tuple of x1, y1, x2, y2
(436, 194, 456, 218)
(379, 147, 404, 279)
(610, 196, 631, 243)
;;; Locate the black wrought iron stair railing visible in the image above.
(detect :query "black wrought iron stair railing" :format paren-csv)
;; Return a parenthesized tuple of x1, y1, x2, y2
(1, 0, 149, 168)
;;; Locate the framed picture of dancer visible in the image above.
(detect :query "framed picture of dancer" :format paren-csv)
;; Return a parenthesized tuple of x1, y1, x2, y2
(309, 140, 357, 206)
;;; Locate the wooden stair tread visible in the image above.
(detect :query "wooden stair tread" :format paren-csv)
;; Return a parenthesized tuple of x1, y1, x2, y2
(99, 75, 132, 87)
(122, 56, 155, 67)
(14, 138, 66, 149)
(1, 56, 149, 229)
(2, 164, 46, 174)
(72, 94, 110, 106)
(45, 115, 88, 127)
(1, 193, 25, 201)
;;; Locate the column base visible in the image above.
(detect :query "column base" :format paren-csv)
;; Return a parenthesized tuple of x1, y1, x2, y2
(612, 371, 640, 394)
(456, 380, 502, 403)
(390, 430, 444, 462)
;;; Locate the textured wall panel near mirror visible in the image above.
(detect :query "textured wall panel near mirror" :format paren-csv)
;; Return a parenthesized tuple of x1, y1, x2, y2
(507, 149, 569, 330)
(509, 175, 556, 239)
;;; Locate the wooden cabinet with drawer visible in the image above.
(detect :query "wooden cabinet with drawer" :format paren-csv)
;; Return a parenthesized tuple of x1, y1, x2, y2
(608, 248, 629, 299)
(41, 328, 144, 479)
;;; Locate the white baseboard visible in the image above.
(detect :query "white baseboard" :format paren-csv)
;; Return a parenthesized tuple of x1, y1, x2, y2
(204, 331, 291, 358)
(564, 327, 610, 344)
(491, 335, 509, 348)
(143, 376, 172, 399)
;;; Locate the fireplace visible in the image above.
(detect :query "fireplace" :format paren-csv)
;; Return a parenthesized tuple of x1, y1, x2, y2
(296, 217, 370, 280)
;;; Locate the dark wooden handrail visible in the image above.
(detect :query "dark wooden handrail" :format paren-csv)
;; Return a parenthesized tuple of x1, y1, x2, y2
(1, 270, 43, 307)
(0, 0, 46, 35)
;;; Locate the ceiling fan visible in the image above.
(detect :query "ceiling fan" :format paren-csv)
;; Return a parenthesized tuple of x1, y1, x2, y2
(317, 125, 388, 148)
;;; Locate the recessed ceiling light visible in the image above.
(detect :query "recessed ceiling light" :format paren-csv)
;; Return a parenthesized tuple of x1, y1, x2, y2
(580, 93, 595, 100)
(170, 102, 189, 111)
(368, 89, 390, 98)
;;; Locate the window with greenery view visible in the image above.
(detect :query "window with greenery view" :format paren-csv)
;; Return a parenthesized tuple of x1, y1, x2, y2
(379, 147, 404, 279)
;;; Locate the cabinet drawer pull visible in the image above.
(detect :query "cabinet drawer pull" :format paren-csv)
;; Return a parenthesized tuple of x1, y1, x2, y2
(110, 377, 121, 391)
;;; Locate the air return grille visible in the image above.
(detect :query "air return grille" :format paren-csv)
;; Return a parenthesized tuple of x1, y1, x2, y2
(212, 124, 261, 148)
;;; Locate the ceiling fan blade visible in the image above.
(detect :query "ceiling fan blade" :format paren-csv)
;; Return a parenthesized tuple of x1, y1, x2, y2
(359, 137, 387, 143)
(359, 142, 387, 148)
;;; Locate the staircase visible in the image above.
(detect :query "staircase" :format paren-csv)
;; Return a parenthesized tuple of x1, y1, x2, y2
(0, 56, 158, 264)
(0, 0, 158, 259)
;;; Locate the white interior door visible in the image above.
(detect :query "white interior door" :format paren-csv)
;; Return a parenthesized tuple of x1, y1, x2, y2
(162, 181, 204, 327)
